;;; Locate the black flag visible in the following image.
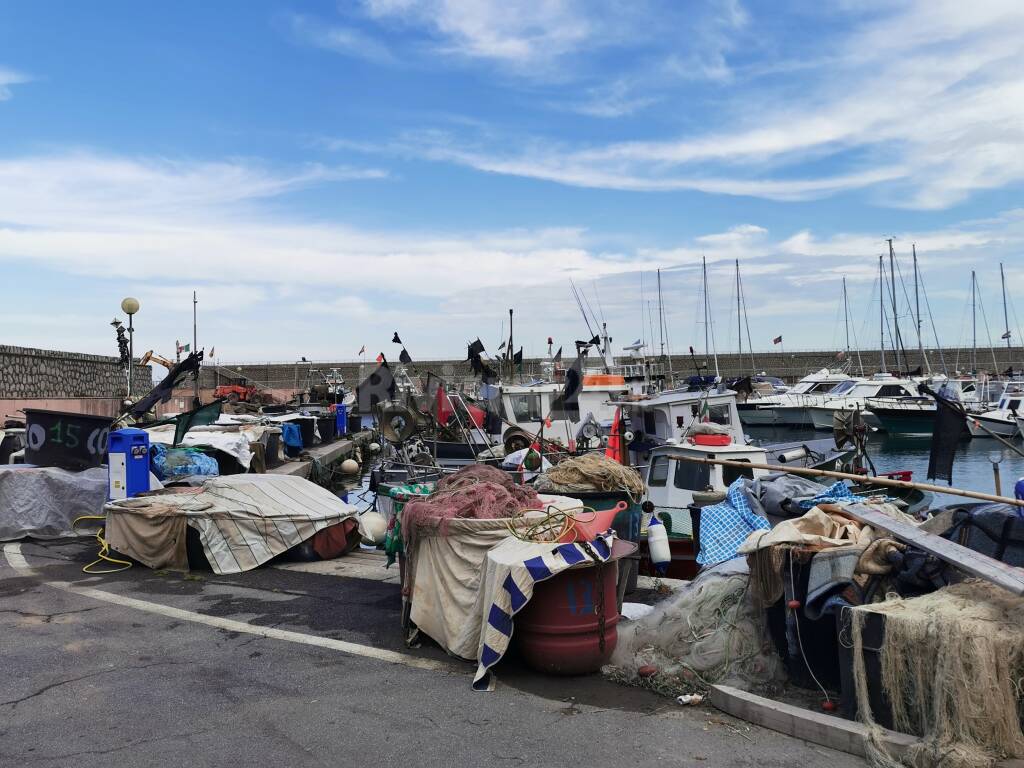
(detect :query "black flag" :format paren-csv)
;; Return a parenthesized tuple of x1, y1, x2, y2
(553, 346, 563, 363)
(399, 347, 412, 364)
(550, 352, 583, 422)
(512, 347, 523, 365)
(392, 332, 402, 345)
(467, 338, 485, 359)
(129, 351, 204, 419)
(921, 384, 969, 484)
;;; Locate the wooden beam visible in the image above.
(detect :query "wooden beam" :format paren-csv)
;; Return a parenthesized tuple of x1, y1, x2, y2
(821, 502, 1024, 596)
(708, 684, 916, 759)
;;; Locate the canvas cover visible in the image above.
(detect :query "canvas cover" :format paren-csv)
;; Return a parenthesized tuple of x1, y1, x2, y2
(104, 474, 357, 574)
(0, 465, 107, 541)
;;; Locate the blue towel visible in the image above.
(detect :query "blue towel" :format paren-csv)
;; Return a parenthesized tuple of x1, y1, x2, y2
(280, 423, 303, 448)
(697, 478, 770, 566)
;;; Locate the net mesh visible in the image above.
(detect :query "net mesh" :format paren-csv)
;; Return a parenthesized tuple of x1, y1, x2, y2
(604, 561, 786, 697)
(852, 580, 1024, 768)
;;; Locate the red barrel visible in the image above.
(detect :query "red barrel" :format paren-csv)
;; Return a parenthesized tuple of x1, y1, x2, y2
(515, 541, 635, 675)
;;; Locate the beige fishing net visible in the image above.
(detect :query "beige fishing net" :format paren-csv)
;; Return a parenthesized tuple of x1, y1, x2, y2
(533, 453, 645, 496)
(603, 561, 786, 696)
(851, 580, 1024, 768)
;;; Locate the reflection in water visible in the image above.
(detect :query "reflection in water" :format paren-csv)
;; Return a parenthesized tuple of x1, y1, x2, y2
(745, 425, 1024, 507)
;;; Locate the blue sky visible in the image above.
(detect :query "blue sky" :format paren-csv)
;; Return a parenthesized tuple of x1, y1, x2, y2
(1, 1, 1023, 364)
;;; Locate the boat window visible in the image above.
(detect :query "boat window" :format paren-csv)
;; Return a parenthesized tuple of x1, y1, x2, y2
(707, 404, 732, 426)
(1009, 399, 1021, 412)
(722, 459, 754, 485)
(809, 382, 838, 393)
(828, 380, 856, 395)
(643, 410, 657, 435)
(508, 394, 542, 422)
(674, 460, 710, 491)
(876, 385, 909, 397)
(649, 455, 670, 487)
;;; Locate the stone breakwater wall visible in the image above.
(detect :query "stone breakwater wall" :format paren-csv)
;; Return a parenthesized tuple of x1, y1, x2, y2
(0, 345, 152, 399)
(199, 346, 1024, 390)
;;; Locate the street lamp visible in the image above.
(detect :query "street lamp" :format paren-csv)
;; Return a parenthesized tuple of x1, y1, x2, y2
(121, 297, 140, 399)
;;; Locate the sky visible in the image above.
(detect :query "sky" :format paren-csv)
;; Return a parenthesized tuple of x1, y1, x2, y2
(1, 0, 1023, 364)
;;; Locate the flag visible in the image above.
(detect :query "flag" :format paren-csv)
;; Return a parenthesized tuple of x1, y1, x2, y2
(590, 334, 600, 346)
(553, 346, 562, 363)
(434, 382, 454, 425)
(376, 352, 385, 363)
(550, 353, 582, 421)
(358, 345, 365, 356)
(356, 359, 395, 412)
(399, 348, 412, 364)
(392, 332, 402, 344)
(921, 384, 969, 484)
(772, 335, 783, 345)
(1002, 331, 1012, 340)
(172, 400, 223, 445)
(497, 340, 506, 352)
(128, 351, 203, 419)
(467, 338, 485, 359)
(513, 347, 523, 370)
(547, 337, 553, 345)
(689, 345, 695, 355)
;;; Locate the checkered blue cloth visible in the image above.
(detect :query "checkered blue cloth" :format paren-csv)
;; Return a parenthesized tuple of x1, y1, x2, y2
(697, 478, 770, 566)
(472, 533, 615, 691)
(798, 481, 858, 510)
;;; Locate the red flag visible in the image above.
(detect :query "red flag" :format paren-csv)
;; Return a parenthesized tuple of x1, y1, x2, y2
(772, 335, 783, 345)
(605, 406, 624, 464)
(435, 383, 454, 425)
(376, 352, 384, 363)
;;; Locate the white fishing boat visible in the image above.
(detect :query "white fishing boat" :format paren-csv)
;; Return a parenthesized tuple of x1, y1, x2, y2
(805, 374, 921, 431)
(737, 368, 856, 427)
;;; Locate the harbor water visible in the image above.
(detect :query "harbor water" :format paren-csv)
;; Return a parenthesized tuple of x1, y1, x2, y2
(747, 426, 1024, 507)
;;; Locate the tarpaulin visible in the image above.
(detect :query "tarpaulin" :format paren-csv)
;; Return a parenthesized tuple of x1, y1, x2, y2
(0, 465, 107, 541)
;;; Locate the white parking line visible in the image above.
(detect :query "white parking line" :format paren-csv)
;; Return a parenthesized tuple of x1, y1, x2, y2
(3, 542, 451, 674)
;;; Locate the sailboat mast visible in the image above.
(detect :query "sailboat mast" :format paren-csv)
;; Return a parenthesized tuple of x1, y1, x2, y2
(879, 255, 886, 373)
(702, 256, 710, 359)
(736, 259, 743, 360)
(887, 238, 903, 372)
(912, 244, 929, 374)
(657, 268, 665, 359)
(972, 271, 977, 374)
(1002, 262, 1011, 350)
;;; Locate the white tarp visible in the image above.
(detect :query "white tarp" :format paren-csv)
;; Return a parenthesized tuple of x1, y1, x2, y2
(145, 425, 256, 469)
(0, 465, 107, 541)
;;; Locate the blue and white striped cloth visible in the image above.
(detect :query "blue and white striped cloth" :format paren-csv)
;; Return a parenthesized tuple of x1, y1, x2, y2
(472, 532, 615, 691)
(696, 478, 769, 567)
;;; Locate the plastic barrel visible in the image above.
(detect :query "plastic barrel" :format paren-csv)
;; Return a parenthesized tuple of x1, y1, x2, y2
(292, 419, 316, 448)
(23, 409, 113, 470)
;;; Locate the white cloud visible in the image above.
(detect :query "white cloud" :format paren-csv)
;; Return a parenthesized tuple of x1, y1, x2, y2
(289, 15, 397, 65)
(0, 67, 30, 101)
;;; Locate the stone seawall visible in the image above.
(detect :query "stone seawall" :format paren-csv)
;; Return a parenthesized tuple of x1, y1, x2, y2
(0, 345, 153, 400)
(200, 346, 1024, 390)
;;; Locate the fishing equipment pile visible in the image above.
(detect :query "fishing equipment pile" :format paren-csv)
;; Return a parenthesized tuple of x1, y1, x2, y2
(604, 559, 785, 697)
(851, 580, 1024, 768)
(533, 453, 644, 496)
(401, 465, 541, 545)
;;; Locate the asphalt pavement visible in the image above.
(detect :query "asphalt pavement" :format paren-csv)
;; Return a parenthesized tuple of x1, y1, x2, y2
(0, 538, 866, 768)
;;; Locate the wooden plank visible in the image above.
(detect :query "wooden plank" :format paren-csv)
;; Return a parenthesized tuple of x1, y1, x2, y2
(822, 502, 1024, 596)
(709, 684, 917, 759)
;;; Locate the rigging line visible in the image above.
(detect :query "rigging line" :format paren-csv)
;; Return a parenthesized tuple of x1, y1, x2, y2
(1006, 289, 1024, 369)
(847, 281, 865, 377)
(954, 281, 971, 373)
(739, 268, 757, 372)
(974, 281, 1000, 373)
(892, 255, 929, 372)
(570, 279, 595, 339)
(580, 283, 602, 336)
(592, 279, 606, 325)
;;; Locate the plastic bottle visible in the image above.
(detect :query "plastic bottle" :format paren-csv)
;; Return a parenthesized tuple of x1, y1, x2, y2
(647, 513, 671, 575)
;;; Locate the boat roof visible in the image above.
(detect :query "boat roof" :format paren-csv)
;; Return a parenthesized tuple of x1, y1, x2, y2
(626, 389, 736, 409)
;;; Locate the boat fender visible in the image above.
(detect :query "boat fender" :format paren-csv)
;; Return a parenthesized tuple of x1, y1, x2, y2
(647, 514, 671, 576)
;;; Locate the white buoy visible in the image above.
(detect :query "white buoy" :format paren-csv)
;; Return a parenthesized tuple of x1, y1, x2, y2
(340, 458, 360, 474)
(359, 511, 388, 545)
(647, 514, 671, 576)
(368, 442, 381, 454)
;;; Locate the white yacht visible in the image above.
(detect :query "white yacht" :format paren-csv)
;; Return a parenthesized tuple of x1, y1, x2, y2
(805, 374, 921, 431)
(737, 368, 856, 427)
(974, 389, 1024, 438)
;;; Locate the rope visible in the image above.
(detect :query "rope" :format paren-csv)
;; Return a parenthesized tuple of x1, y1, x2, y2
(72, 515, 133, 574)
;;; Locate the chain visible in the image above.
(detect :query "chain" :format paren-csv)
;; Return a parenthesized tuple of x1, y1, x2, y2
(579, 540, 607, 653)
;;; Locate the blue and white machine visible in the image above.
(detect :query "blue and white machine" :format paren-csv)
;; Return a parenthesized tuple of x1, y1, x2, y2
(108, 428, 150, 500)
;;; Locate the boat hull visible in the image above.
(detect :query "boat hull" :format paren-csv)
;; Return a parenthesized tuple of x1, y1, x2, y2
(967, 415, 1019, 438)
(867, 407, 936, 437)
(737, 403, 782, 426)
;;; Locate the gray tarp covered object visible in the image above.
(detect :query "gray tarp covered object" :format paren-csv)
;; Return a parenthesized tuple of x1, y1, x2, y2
(0, 465, 108, 541)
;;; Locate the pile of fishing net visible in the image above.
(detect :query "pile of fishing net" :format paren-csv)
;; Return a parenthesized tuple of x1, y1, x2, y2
(851, 579, 1024, 768)
(604, 559, 785, 697)
(402, 465, 542, 542)
(533, 453, 645, 496)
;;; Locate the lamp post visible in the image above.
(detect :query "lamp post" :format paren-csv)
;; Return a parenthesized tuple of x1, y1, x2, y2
(121, 297, 140, 399)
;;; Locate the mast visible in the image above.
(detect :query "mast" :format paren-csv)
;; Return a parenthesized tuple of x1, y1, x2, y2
(192, 291, 200, 405)
(887, 238, 903, 372)
(657, 269, 666, 359)
(1002, 262, 1011, 350)
(912, 244, 930, 374)
(736, 259, 742, 359)
(702, 256, 719, 377)
(842, 278, 850, 354)
(971, 272, 977, 374)
(879, 255, 886, 373)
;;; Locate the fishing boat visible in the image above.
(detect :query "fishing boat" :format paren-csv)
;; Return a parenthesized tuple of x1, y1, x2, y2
(805, 374, 921, 431)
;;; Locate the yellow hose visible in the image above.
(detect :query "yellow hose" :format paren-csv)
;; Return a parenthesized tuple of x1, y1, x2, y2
(72, 515, 133, 574)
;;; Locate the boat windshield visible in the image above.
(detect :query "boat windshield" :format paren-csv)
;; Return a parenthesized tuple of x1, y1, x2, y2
(827, 380, 857, 395)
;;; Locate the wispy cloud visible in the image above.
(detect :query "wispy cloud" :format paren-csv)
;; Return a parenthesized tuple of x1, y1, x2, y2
(0, 67, 31, 101)
(289, 14, 397, 65)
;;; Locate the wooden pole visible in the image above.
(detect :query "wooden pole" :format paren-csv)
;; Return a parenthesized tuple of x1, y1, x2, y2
(666, 453, 1024, 508)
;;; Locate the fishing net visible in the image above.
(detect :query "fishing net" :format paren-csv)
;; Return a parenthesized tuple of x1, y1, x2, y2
(533, 453, 645, 496)
(604, 559, 786, 697)
(401, 465, 542, 545)
(851, 580, 1024, 768)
